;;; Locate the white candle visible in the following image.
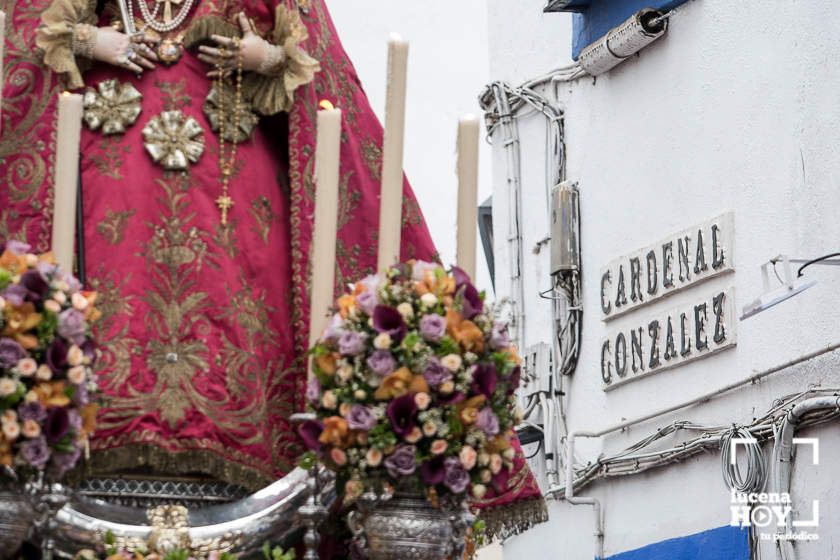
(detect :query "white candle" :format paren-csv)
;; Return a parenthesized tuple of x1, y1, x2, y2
(456, 114, 480, 280)
(52, 92, 83, 273)
(308, 101, 342, 350)
(377, 33, 409, 271)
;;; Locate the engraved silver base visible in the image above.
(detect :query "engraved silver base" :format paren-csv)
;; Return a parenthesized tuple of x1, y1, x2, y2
(0, 488, 33, 555)
(354, 493, 469, 560)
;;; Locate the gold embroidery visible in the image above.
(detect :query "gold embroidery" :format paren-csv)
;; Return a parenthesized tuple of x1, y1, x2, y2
(87, 268, 138, 392)
(361, 138, 382, 181)
(248, 196, 278, 244)
(89, 136, 131, 180)
(155, 77, 193, 111)
(96, 207, 137, 244)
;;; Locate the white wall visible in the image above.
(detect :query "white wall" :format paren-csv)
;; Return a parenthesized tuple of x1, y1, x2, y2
(326, 0, 494, 293)
(486, 0, 840, 558)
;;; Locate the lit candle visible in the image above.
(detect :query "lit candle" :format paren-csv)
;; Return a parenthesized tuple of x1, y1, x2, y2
(377, 33, 409, 272)
(456, 114, 480, 280)
(308, 100, 342, 350)
(52, 92, 83, 273)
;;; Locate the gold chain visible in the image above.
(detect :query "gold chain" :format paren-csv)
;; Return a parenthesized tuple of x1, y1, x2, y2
(214, 37, 243, 226)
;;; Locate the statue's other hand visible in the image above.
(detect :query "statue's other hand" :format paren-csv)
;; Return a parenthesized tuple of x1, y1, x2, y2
(199, 12, 286, 79)
(92, 27, 158, 74)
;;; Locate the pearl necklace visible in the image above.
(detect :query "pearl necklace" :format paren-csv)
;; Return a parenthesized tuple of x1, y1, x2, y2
(132, 0, 195, 33)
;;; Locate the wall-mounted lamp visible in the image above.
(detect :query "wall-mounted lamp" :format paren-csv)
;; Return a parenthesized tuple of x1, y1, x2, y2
(740, 253, 840, 319)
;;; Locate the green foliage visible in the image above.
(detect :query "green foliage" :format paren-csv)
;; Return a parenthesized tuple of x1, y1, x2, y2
(435, 336, 459, 357)
(262, 542, 296, 560)
(0, 269, 12, 290)
(368, 421, 397, 450)
(162, 551, 190, 560)
(298, 451, 317, 470)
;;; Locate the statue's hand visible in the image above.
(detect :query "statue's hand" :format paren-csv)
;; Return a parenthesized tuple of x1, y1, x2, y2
(90, 26, 158, 74)
(198, 13, 286, 78)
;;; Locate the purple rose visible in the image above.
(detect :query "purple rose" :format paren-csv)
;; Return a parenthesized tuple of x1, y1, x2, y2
(346, 405, 377, 431)
(51, 448, 81, 478)
(451, 266, 483, 319)
(18, 401, 47, 423)
(386, 394, 417, 438)
(420, 455, 446, 486)
(356, 291, 378, 316)
(21, 437, 50, 469)
(68, 409, 82, 432)
(384, 444, 417, 477)
(373, 305, 407, 343)
(44, 407, 70, 444)
(20, 269, 49, 303)
(73, 382, 90, 406)
(298, 420, 324, 451)
(470, 363, 497, 399)
(451, 266, 472, 289)
(36, 261, 58, 278)
(366, 350, 396, 377)
(422, 358, 452, 387)
(443, 456, 470, 494)
(338, 331, 367, 356)
(323, 314, 346, 342)
(0, 339, 26, 369)
(475, 408, 500, 436)
(507, 366, 521, 395)
(306, 377, 321, 405)
(489, 322, 511, 350)
(46, 337, 68, 374)
(5, 240, 31, 255)
(58, 309, 87, 346)
(2, 284, 27, 306)
(411, 260, 439, 281)
(419, 314, 446, 342)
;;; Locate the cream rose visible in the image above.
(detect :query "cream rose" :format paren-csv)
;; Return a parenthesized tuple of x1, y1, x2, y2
(366, 448, 383, 467)
(71, 292, 89, 310)
(459, 445, 478, 470)
(404, 426, 423, 443)
(36, 365, 52, 381)
(22, 419, 41, 439)
(2, 421, 20, 441)
(472, 484, 487, 499)
(441, 354, 462, 372)
(0, 378, 18, 397)
(67, 345, 84, 367)
(16, 358, 38, 377)
(52, 291, 67, 304)
(373, 333, 392, 349)
(396, 302, 414, 319)
(489, 453, 503, 475)
(431, 439, 448, 455)
(44, 300, 61, 314)
(422, 421, 437, 437)
(68, 366, 87, 385)
(414, 392, 431, 410)
(479, 468, 492, 483)
(321, 390, 337, 409)
(420, 293, 438, 307)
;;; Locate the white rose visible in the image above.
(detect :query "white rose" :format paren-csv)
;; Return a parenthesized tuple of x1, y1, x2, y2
(36, 365, 52, 381)
(0, 378, 18, 397)
(52, 291, 67, 305)
(373, 333, 392, 349)
(16, 358, 38, 377)
(321, 390, 337, 409)
(68, 365, 87, 385)
(441, 354, 462, 372)
(420, 293, 438, 307)
(337, 365, 354, 383)
(396, 302, 414, 319)
(71, 292, 89, 311)
(2, 421, 20, 441)
(44, 300, 61, 314)
(67, 345, 84, 367)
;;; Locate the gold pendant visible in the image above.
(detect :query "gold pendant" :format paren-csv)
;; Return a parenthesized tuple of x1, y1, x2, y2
(157, 37, 185, 65)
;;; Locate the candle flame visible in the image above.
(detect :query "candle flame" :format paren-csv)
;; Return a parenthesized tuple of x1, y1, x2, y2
(319, 100, 335, 111)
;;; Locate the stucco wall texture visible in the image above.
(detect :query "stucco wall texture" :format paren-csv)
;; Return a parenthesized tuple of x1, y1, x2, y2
(486, 0, 840, 558)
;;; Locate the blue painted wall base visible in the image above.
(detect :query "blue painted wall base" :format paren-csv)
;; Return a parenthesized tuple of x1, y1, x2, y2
(603, 526, 750, 560)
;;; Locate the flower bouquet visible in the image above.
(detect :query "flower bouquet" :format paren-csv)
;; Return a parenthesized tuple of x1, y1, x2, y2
(0, 241, 99, 482)
(300, 261, 522, 508)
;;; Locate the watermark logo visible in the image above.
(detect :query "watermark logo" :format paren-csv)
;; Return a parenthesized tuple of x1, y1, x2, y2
(728, 438, 819, 542)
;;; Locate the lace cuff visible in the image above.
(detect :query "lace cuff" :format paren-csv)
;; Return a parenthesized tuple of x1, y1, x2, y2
(242, 5, 320, 116)
(36, 0, 98, 90)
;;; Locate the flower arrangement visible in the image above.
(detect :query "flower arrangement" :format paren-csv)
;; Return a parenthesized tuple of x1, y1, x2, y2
(300, 261, 522, 505)
(73, 536, 295, 560)
(0, 240, 99, 481)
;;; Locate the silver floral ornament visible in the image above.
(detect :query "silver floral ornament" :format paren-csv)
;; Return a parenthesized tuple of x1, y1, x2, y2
(142, 110, 206, 170)
(203, 83, 259, 144)
(83, 79, 143, 135)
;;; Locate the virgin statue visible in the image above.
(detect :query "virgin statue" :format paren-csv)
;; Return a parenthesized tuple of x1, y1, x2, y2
(1, 0, 545, 539)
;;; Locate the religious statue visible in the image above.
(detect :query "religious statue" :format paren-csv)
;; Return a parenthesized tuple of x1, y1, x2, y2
(0, 0, 546, 544)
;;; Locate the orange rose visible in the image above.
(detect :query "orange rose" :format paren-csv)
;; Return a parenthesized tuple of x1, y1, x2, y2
(414, 269, 455, 298)
(485, 434, 512, 454)
(80, 403, 99, 436)
(2, 302, 42, 349)
(504, 346, 523, 365)
(80, 291, 102, 323)
(446, 310, 484, 352)
(314, 352, 339, 375)
(0, 437, 12, 467)
(0, 250, 28, 275)
(319, 416, 351, 448)
(337, 294, 357, 318)
(409, 374, 430, 395)
(374, 367, 413, 400)
(32, 381, 71, 408)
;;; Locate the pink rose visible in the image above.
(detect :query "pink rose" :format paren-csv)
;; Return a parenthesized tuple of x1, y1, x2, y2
(366, 448, 383, 467)
(459, 445, 477, 470)
(414, 392, 431, 410)
(431, 439, 448, 455)
(404, 426, 423, 443)
(490, 453, 503, 475)
(330, 447, 347, 466)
